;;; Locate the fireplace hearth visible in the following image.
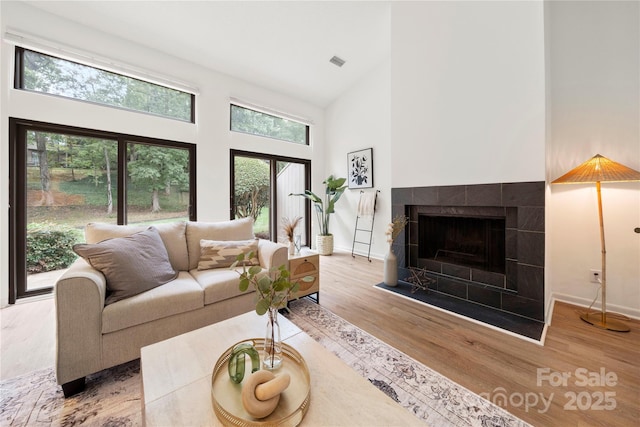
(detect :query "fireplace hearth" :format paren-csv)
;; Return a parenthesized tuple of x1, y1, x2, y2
(391, 182, 545, 339)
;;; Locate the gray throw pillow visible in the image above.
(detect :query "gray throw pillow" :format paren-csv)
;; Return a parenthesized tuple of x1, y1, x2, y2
(73, 226, 178, 305)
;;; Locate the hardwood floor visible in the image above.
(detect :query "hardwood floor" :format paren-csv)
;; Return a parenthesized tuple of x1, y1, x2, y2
(319, 251, 639, 427)
(0, 296, 55, 380)
(1, 250, 638, 426)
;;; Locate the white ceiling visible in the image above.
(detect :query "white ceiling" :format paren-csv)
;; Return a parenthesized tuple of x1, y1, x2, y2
(24, 1, 391, 107)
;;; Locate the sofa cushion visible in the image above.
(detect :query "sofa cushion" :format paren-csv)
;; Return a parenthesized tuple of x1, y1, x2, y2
(191, 267, 261, 305)
(186, 218, 255, 270)
(84, 221, 189, 271)
(73, 227, 178, 305)
(197, 239, 259, 270)
(102, 272, 204, 333)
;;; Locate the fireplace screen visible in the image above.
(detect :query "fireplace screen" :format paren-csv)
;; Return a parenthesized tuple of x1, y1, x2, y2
(418, 215, 506, 274)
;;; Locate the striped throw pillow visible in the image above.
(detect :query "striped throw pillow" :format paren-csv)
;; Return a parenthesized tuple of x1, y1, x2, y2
(197, 239, 259, 270)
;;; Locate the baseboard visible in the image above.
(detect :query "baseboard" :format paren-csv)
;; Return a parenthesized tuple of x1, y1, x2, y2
(549, 292, 640, 321)
(334, 246, 384, 260)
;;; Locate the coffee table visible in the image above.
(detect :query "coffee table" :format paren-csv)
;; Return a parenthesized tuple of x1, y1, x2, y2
(141, 310, 423, 426)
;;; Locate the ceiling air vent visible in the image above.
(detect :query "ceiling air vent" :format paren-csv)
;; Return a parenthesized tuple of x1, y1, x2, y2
(329, 56, 346, 67)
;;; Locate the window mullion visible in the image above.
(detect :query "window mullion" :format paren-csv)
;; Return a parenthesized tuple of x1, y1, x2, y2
(118, 139, 127, 225)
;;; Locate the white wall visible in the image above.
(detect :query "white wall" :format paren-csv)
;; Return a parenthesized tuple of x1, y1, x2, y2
(326, 1, 547, 261)
(545, 1, 640, 318)
(325, 59, 391, 259)
(390, 1, 546, 187)
(0, 1, 324, 306)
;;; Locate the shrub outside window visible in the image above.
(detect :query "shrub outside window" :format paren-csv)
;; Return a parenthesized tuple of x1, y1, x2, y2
(16, 48, 194, 123)
(230, 104, 309, 145)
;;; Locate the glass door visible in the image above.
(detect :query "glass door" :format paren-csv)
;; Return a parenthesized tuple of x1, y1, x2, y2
(231, 150, 310, 245)
(276, 160, 308, 248)
(9, 119, 196, 302)
(23, 129, 118, 294)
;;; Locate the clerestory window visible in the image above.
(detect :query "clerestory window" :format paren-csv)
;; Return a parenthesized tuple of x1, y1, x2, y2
(230, 104, 309, 145)
(15, 48, 195, 123)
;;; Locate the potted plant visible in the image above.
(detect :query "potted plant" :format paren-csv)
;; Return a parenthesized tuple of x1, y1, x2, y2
(290, 175, 347, 255)
(233, 252, 312, 370)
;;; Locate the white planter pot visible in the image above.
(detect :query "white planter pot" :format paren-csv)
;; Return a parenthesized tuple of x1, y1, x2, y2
(316, 235, 334, 256)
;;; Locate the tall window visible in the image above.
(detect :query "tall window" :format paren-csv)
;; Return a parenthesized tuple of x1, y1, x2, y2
(15, 48, 195, 122)
(9, 119, 196, 302)
(230, 104, 309, 145)
(231, 150, 310, 246)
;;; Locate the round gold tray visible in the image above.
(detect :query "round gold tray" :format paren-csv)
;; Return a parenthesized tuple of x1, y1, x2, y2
(211, 338, 311, 427)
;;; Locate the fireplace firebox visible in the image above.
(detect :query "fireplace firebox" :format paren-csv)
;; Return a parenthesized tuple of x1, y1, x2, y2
(419, 215, 505, 274)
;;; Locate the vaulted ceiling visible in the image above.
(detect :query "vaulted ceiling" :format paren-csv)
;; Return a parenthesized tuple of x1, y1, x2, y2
(25, 1, 391, 107)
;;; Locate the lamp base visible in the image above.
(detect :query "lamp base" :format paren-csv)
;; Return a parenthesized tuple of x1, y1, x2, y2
(580, 312, 630, 332)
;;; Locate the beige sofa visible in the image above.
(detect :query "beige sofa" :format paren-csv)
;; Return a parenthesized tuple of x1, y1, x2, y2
(54, 218, 287, 397)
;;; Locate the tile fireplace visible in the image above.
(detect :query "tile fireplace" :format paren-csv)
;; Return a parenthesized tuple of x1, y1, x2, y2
(391, 182, 545, 335)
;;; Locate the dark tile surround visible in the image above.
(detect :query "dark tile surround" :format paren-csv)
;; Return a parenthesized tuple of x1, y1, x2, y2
(391, 182, 545, 326)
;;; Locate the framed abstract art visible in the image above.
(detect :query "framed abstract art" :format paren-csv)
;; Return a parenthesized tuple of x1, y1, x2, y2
(347, 148, 373, 189)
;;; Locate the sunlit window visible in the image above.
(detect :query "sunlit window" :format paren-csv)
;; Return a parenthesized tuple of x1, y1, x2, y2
(16, 48, 194, 122)
(230, 104, 309, 145)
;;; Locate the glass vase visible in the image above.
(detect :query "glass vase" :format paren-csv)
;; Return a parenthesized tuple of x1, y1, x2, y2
(294, 234, 302, 254)
(263, 307, 282, 370)
(384, 247, 398, 287)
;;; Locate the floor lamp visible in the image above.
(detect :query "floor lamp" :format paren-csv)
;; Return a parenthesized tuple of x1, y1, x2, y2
(551, 154, 640, 332)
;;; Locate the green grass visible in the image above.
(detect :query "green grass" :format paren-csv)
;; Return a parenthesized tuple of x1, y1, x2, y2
(29, 167, 272, 235)
(254, 208, 269, 235)
(59, 175, 188, 211)
(27, 167, 189, 228)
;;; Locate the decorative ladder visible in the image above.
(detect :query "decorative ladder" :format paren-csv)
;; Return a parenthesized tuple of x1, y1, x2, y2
(351, 190, 379, 262)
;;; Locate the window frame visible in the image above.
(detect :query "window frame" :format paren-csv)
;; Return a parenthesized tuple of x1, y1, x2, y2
(14, 47, 196, 123)
(8, 117, 197, 303)
(229, 104, 310, 145)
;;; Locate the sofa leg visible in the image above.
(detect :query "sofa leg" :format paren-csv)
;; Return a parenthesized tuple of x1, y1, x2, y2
(61, 377, 85, 397)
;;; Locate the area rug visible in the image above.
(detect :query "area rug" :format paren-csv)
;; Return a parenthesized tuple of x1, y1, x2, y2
(285, 298, 530, 427)
(0, 360, 140, 426)
(1, 299, 530, 427)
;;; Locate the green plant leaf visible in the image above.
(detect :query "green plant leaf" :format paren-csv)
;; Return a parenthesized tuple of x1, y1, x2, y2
(290, 175, 345, 236)
(258, 275, 272, 292)
(239, 277, 250, 292)
(248, 265, 262, 275)
(256, 298, 270, 316)
(273, 279, 286, 292)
